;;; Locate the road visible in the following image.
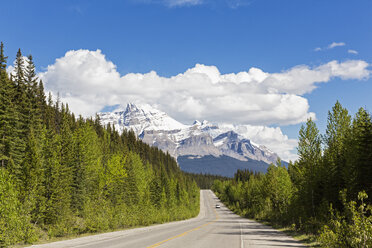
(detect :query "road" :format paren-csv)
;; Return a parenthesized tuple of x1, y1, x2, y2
(29, 190, 305, 248)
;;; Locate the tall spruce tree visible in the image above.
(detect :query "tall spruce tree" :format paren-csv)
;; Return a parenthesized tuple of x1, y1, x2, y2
(0, 42, 7, 71)
(0, 44, 23, 172)
(323, 101, 351, 207)
(24, 55, 40, 124)
(13, 49, 25, 91)
(0, 42, 10, 167)
(297, 118, 322, 218)
(347, 108, 372, 202)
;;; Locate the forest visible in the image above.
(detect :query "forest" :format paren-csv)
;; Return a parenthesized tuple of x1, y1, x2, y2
(0, 43, 199, 247)
(213, 101, 372, 247)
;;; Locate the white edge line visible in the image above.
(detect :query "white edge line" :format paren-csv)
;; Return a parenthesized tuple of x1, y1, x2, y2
(240, 221, 244, 248)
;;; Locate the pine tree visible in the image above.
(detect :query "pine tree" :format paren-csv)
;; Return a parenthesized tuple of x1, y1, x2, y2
(323, 101, 351, 207)
(13, 49, 27, 106)
(21, 126, 47, 225)
(0, 42, 8, 71)
(24, 55, 39, 123)
(297, 118, 322, 218)
(11, 49, 29, 167)
(0, 42, 11, 167)
(43, 131, 72, 228)
(36, 80, 47, 123)
(0, 44, 24, 174)
(347, 108, 372, 202)
(25, 55, 37, 87)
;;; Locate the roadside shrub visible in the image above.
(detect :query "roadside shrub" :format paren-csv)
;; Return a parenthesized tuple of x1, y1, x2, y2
(318, 191, 372, 248)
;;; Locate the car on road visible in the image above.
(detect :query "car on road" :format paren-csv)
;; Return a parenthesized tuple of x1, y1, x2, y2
(215, 204, 220, 208)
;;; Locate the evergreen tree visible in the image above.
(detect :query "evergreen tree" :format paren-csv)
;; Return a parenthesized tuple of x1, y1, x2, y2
(24, 55, 40, 123)
(0, 45, 24, 174)
(0, 167, 23, 246)
(21, 127, 47, 225)
(0, 42, 8, 71)
(347, 108, 372, 201)
(323, 101, 351, 207)
(297, 118, 322, 218)
(13, 49, 28, 109)
(25, 55, 37, 87)
(0, 44, 200, 245)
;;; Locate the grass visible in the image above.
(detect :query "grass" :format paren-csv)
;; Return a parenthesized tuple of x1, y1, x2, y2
(238, 216, 321, 247)
(12, 208, 200, 248)
(11, 226, 139, 248)
(267, 222, 320, 247)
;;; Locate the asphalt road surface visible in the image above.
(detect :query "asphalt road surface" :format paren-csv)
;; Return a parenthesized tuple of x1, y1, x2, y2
(29, 190, 305, 248)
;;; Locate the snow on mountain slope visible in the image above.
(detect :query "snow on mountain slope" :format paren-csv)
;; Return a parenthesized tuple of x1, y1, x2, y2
(99, 103, 187, 135)
(98, 103, 281, 165)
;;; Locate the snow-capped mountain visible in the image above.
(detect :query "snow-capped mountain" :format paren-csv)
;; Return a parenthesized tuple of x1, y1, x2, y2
(98, 103, 281, 167)
(99, 103, 187, 135)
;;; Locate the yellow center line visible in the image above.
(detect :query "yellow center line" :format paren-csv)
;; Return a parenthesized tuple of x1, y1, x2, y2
(146, 204, 220, 248)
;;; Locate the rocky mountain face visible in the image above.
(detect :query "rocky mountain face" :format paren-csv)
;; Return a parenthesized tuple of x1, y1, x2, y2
(98, 104, 281, 169)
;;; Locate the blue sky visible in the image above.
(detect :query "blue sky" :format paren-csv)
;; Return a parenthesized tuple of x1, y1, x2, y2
(2, 0, 371, 160)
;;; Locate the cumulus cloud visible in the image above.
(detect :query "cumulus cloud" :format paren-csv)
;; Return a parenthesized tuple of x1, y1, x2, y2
(263, 60, 370, 95)
(7, 55, 30, 75)
(348, 49, 358, 55)
(39, 49, 370, 126)
(37, 49, 371, 161)
(218, 123, 298, 161)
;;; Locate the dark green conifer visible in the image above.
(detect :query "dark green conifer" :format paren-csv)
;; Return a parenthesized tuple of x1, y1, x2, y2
(0, 42, 8, 71)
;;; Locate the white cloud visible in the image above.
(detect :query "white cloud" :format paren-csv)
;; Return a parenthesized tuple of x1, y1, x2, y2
(328, 42, 346, 49)
(39, 49, 370, 127)
(38, 49, 371, 161)
(133, 0, 254, 7)
(348, 49, 358, 55)
(7, 56, 31, 76)
(314, 41, 346, 51)
(263, 60, 370, 95)
(6, 65, 14, 74)
(226, 0, 253, 8)
(218, 123, 298, 161)
(132, 0, 203, 7)
(166, 0, 203, 7)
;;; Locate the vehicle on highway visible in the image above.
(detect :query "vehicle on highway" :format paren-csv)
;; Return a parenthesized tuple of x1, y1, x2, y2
(215, 204, 220, 208)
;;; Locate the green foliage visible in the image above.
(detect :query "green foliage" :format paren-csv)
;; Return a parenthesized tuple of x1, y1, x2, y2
(0, 168, 38, 246)
(297, 118, 323, 222)
(213, 101, 372, 247)
(323, 101, 352, 209)
(319, 191, 372, 247)
(0, 167, 23, 246)
(184, 172, 229, 189)
(0, 43, 200, 246)
(264, 165, 293, 221)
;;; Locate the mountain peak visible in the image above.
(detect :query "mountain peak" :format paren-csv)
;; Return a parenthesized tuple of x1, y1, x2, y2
(193, 120, 201, 125)
(98, 103, 280, 166)
(121, 103, 187, 135)
(125, 102, 139, 112)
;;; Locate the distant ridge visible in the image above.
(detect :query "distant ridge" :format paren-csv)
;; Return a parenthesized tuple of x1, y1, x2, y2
(178, 155, 270, 177)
